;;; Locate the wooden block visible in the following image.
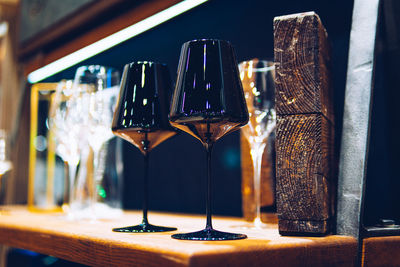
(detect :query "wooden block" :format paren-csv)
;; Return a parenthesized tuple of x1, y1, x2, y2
(274, 11, 335, 236)
(274, 11, 333, 121)
(240, 133, 275, 222)
(275, 113, 335, 235)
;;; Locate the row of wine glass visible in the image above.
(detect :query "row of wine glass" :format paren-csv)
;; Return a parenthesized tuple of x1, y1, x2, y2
(49, 66, 121, 220)
(49, 39, 275, 241)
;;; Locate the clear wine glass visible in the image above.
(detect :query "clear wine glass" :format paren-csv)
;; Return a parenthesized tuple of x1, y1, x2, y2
(64, 82, 91, 215)
(169, 39, 249, 240)
(72, 65, 120, 218)
(49, 80, 80, 210)
(111, 61, 177, 232)
(67, 65, 120, 219)
(239, 59, 276, 228)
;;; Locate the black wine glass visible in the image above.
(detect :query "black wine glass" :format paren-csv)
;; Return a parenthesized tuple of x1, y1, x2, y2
(169, 39, 249, 240)
(111, 61, 177, 232)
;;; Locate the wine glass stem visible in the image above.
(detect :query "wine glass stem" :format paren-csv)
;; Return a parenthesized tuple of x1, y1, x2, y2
(250, 143, 266, 225)
(142, 152, 149, 225)
(205, 144, 213, 229)
(92, 149, 99, 206)
(92, 147, 106, 207)
(67, 162, 77, 205)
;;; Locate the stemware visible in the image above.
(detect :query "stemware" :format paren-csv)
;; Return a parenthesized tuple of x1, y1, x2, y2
(169, 39, 249, 240)
(111, 61, 177, 232)
(239, 59, 276, 228)
(71, 65, 120, 218)
(49, 80, 80, 210)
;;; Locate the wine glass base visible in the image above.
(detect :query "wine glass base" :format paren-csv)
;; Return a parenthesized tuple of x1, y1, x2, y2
(113, 223, 177, 233)
(171, 228, 247, 241)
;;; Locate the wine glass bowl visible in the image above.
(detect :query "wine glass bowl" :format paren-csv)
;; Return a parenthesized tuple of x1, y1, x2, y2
(239, 59, 276, 228)
(240, 60, 276, 143)
(111, 61, 177, 232)
(74, 65, 120, 152)
(112, 62, 176, 154)
(169, 39, 248, 240)
(74, 65, 120, 92)
(169, 39, 249, 146)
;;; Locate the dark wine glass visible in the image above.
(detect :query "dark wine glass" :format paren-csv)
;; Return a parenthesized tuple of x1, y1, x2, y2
(169, 39, 249, 240)
(111, 61, 177, 232)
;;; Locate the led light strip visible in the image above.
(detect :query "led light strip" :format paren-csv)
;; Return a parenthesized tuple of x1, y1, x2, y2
(28, 0, 208, 83)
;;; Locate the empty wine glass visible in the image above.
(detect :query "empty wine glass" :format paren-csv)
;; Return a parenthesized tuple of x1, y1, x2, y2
(111, 61, 177, 232)
(239, 59, 276, 228)
(48, 80, 79, 211)
(71, 65, 120, 218)
(169, 39, 249, 240)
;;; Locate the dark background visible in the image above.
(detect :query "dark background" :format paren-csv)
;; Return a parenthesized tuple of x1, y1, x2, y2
(41, 0, 355, 217)
(363, 0, 400, 227)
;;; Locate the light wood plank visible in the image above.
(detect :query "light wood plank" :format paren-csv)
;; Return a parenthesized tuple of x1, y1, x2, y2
(362, 236, 400, 267)
(0, 206, 356, 266)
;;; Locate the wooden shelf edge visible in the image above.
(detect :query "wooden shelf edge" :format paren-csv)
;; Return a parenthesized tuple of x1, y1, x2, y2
(0, 206, 357, 267)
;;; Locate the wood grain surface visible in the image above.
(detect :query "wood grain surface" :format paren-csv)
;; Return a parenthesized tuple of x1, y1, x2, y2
(275, 114, 334, 235)
(0, 206, 356, 267)
(274, 11, 333, 122)
(274, 12, 335, 236)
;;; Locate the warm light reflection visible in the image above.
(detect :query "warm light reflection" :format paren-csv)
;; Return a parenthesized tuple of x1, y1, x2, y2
(240, 71, 245, 81)
(27, 0, 209, 83)
(141, 65, 146, 88)
(247, 60, 253, 79)
(252, 87, 260, 96)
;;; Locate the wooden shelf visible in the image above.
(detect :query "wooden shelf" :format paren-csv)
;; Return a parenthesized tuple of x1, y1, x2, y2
(362, 236, 400, 267)
(0, 206, 356, 266)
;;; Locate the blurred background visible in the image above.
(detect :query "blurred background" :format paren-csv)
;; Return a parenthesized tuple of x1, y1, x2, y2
(0, 0, 354, 216)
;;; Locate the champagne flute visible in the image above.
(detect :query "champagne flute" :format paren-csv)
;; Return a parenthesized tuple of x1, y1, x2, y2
(111, 61, 177, 232)
(239, 59, 276, 228)
(169, 39, 249, 240)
